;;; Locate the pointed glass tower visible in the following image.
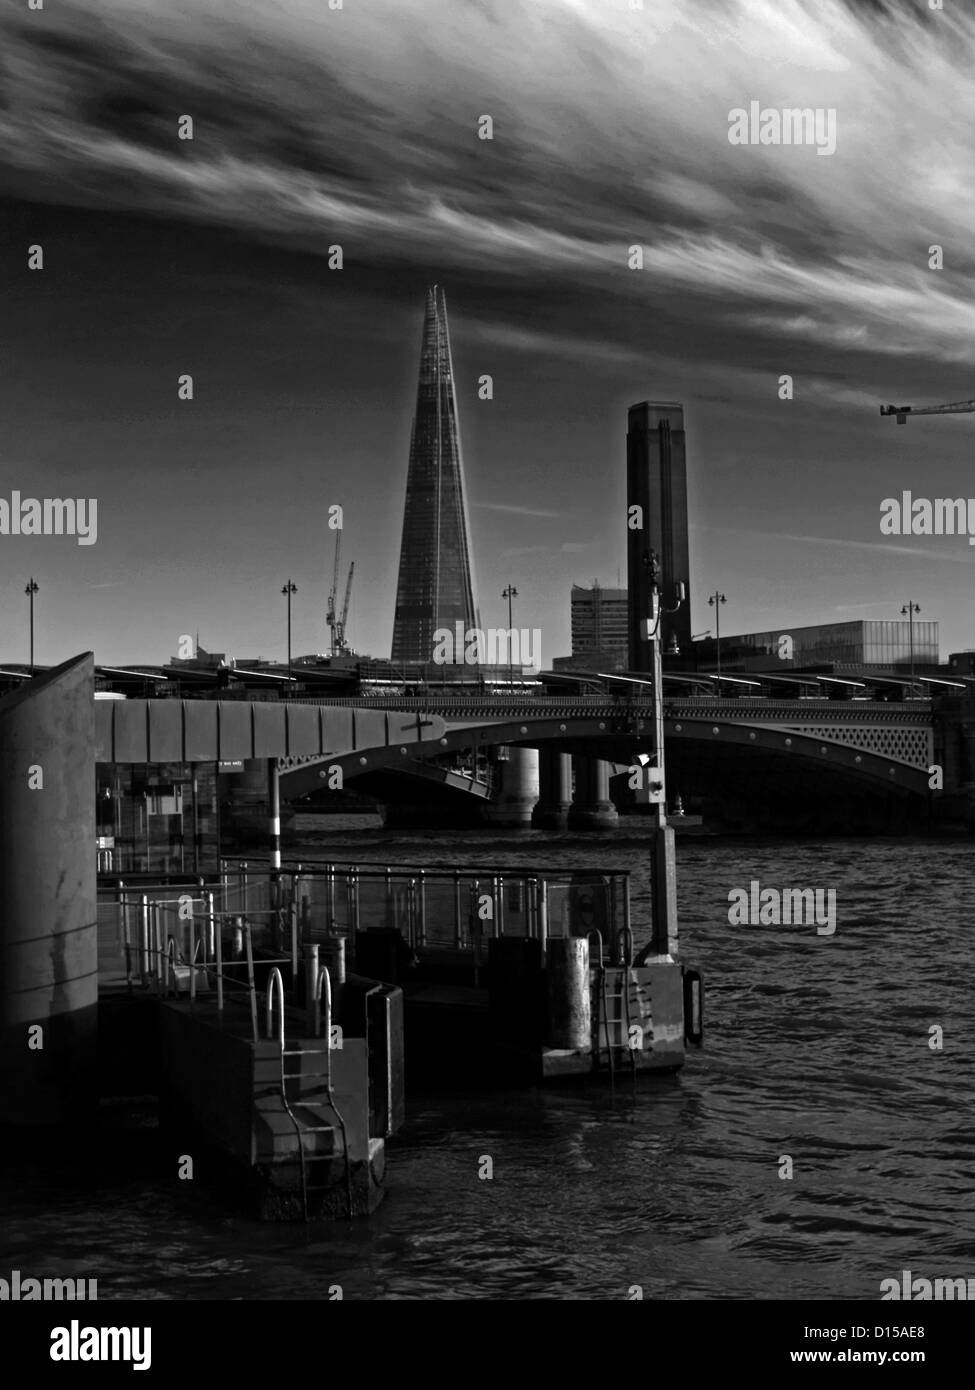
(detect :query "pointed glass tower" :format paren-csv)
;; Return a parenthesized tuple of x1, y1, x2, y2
(392, 286, 479, 664)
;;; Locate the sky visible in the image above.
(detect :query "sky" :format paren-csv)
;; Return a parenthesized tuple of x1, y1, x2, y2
(3, 0, 975, 666)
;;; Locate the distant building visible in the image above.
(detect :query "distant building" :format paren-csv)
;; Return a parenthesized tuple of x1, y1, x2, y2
(706, 619, 940, 671)
(391, 286, 479, 665)
(561, 583, 629, 670)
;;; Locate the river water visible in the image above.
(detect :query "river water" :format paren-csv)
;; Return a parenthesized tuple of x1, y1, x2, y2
(3, 820, 974, 1300)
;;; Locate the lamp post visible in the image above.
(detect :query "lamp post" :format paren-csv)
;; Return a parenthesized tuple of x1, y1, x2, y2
(708, 592, 726, 689)
(25, 577, 39, 675)
(281, 580, 297, 680)
(502, 583, 518, 685)
(901, 600, 920, 688)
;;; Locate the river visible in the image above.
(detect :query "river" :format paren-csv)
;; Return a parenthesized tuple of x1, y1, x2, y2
(3, 820, 973, 1300)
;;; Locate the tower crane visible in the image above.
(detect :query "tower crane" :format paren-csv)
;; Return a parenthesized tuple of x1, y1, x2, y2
(326, 529, 355, 656)
(326, 529, 341, 654)
(880, 397, 975, 425)
(338, 561, 354, 654)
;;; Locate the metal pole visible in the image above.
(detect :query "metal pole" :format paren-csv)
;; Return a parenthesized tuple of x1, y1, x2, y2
(244, 924, 258, 1043)
(267, 758, 281, 871)
(25, 578, 38, 674)
(215, 902, 224, 1017)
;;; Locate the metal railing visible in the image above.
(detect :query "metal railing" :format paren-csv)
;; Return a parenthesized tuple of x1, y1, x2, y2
(215, 860, 632, 964)
(97, 885, 299, 1043)
(98, 860, 634, 978)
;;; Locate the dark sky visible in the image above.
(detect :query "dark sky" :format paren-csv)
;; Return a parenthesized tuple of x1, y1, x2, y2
(2, 0, 975, 666)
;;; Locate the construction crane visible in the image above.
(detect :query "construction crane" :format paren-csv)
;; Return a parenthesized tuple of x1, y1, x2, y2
(880, 397, 975, 425)
(326, 530, 355, 656)
(338, 561, 354, 654)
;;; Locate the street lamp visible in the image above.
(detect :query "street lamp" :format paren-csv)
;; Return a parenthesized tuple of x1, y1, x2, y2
(502, 583, 518, 685)
(25, 577, 39, 675)
(707, 592, 727, 688)
(901, 600, 921, 688)
(281, 580, 297, 679)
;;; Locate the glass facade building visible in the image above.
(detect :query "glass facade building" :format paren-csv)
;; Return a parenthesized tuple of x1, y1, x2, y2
(391, 286, 479, 665)
(714, 619, 939, 669)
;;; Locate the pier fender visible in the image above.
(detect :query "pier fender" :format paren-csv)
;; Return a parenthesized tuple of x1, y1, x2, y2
(682, 968, 703, 1047)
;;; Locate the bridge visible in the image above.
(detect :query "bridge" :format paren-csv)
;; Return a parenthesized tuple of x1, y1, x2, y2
(94, 691, 935, 801)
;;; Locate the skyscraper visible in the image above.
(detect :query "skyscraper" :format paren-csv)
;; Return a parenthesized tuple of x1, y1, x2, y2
(626, 402, 692, 668)
(391, 286, 479, 664)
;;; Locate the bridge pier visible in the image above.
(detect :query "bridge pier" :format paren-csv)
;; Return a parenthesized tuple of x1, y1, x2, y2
(531, 749, 572, 830)
(567, 757, 619, 831)
(480, 747, 540, 828)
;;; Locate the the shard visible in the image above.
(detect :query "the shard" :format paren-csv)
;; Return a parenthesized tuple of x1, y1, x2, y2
(391, 286, 479, 664)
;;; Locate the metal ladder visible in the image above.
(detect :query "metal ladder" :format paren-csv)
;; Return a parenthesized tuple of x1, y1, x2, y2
(266, 968, 353, 1222)
(592, 927, 638, 1083)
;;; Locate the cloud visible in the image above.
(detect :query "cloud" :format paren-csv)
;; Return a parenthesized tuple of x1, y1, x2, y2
(4, 0, 975, 382)
(474, 502, 569, 518)
(702, 523, 975, 563)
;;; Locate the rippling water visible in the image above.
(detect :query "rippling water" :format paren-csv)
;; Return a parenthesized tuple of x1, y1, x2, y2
(3, 822, 974, 1300)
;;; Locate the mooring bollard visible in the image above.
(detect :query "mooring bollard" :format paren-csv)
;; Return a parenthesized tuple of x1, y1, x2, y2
(546, 936, 590, 1050)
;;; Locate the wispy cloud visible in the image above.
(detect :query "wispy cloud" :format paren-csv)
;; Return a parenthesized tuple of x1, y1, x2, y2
(475, 502, 569, 519)
(6, 0, 975, 383)
(701, 524, 975, 564)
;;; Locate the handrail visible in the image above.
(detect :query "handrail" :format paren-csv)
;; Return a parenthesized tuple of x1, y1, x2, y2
(587, 928, 604, 969)
(265, 967, 285, 1045)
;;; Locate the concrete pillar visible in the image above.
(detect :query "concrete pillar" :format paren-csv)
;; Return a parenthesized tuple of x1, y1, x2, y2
(568, 756, 619, 830)
(0, 655, 97, 1124)
(481, 747, 540, 827)
(531, 748, 572, 830)
(546, 937, 590, 1050)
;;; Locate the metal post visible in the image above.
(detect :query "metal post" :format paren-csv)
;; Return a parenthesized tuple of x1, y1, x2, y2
(267, 758, 281, 872)
(189, 910, 197, 1006)
(215, 906, 224, 1017)
(304, 943, 319, 1033)
(244, 924, 258, 1043)
(454, 869, 463, 949)
(637, 582, 680, 964)
(417, 869, 426, 947)
(140, 894, 150, 983)
(539, 878, 548, 959)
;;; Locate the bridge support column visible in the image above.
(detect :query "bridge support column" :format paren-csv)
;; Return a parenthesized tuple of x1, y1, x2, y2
(532, 749, 572, 830)
(568, 757, 619, 831)
(481, 747, 540, 827)
(0, 655, 97, 1124)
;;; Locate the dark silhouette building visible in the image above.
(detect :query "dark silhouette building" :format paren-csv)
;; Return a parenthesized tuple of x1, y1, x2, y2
(391, 286, 479, 664)
(626, 402, 692, 668)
